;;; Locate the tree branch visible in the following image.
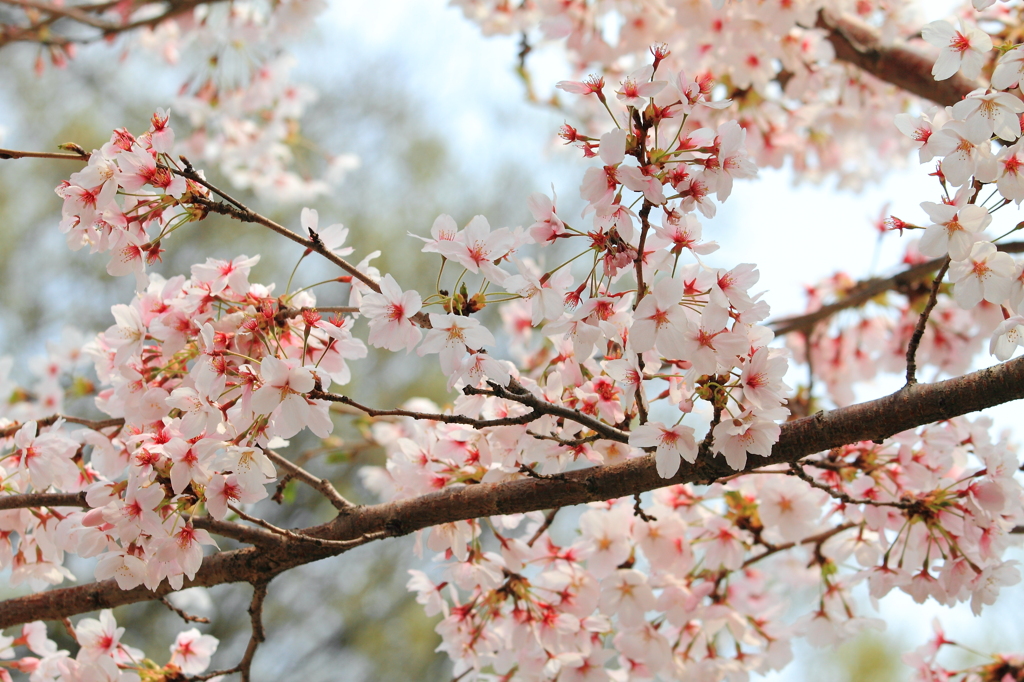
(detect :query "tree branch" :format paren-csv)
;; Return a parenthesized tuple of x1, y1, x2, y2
(0, 491, 285, 546)
(185, 190, 430, 328)
(3, 355, 1023, 628)
(0, 0, 230, 48)
(0, 147, 89, 161)
(461, 380, 631, 443)
(309, 387, 547, 431)
(191, 580, 268, 682)
(820, 10, 980, 107)
(0, 415, 123, 439)
(768, 243, 1024, 337)
(159, 596, 210, 624)
(742, 522, 858, 568)
(260, 447, 354, 511)
(905, 257, 950, 385)
(0, 491, 87, 511)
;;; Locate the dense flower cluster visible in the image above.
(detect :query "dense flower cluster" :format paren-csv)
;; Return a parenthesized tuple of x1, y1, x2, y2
(4, 0, 1024, 680)
(0, 611, 217, 681)
(454, 0, 934, 188)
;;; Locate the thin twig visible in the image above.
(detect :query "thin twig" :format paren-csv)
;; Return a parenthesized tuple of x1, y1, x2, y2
(742, 522, 858, 568)
(0, 0, 228, 43)
(2, 0, 113, 28)
(526, 430, 603, 447)
(174, 162, 434, 328)
(311, 386, 546, 431)
(0, 415, 123, 438)
(277, 305, 360, 323)
(0, 147, 89, 161)
(518, 464, 565, 480)
(788, 462, 916, 510)
(188, 516, 284, 547)
(175, 163, 394, 293)
(186, 196, 377, 290)
(238, 581, 268, 682)
(462, 379, 631, 444)
(633, 201, 653, 310)
(768, 242, 1024, 337)
(526, 508, 560, 547)
(260, 447, 354, 511)
(159, 597, 211, 624)
(191, 580, 269, 682)
(905, 257, 950, 386)
(632, 492, 656, 522)
(227, 504, 386, 549)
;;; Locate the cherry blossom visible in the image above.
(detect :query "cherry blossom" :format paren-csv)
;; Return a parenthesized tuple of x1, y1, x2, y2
(922, 18, 992, 81)
(6, 6, 1024, 680)
(990, 315, 1024, 360)
(435, 215, 514, 285)
(919, 201, 991, 261)
(948, 242, 1015, 307)
(629, 421, 698, 478)
(418, 313, 497, 376)
(359, 274, 423, 352)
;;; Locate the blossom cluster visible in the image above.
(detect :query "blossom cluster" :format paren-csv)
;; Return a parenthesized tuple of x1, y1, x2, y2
(4, 1, 1024, 678)
(8, 113, 372, 591)
(389, 413, 1022, 681)
(904, 618, 1024, 682)
(353, 57, 789, 482)
(454, 0, 931, 188)
(135, 0, 361, 202)
(22, 0, 356, 202)
(0, 611, 217, 682)
(787, 4, 1024, 405)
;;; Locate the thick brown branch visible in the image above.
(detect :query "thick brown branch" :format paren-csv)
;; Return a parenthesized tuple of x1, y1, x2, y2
(0, 491, 87, 511)
(820, 10, 980, 107)
(3, 356, 1024, 628)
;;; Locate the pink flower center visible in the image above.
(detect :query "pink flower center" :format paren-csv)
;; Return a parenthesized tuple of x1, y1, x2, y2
(949, 31, 972, 55)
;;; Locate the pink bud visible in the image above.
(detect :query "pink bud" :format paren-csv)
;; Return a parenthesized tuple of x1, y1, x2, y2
(82, 507, 107, 527)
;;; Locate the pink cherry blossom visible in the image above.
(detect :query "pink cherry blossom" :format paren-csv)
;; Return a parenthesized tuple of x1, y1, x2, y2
(359, 274, 423, 352)
(629, 421, 698, 478)
(922, 19, 992, 81)
(616, 66, 667, 108)
(169, 628, 219, 674)
(435, 215, 514, 284)
(948, 241, 1015, 308)
(919, 202, 990, 261)
(418, 313, 496, 376)
(989, 315, 1024, 360)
